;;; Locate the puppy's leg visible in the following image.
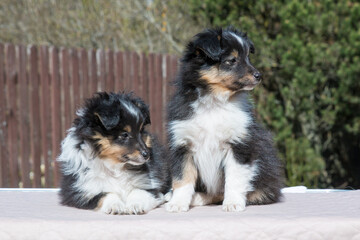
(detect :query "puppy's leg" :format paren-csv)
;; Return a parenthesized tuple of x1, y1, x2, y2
(125, 189, 163, 215)
(222, 150, 255, 212)
(97, 193, 126, 215)
(165, 153, 197, 212)
(191, 193, 224, 206)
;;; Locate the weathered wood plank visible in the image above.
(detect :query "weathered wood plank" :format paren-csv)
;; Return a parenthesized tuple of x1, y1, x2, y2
(0, 43, 9, 187)
(147, 53, 155, 134)
(50, 47, 61, 187)
(131, 52, 139, 96)
(60, 48, 72, 133)
(18, 45, 31, 187)
(97, 50, 106, 92)
(123, 52, 131, 92)
(29, 46, 42, 188)
(80, 49, 89, 100)
(114, 52, 124, 92)
(71, 49, 80, 115)
(89, 49, 98, 96)
(154, 54, 163, 140)
(106, 50, 115, 92)
(5, 44, 20, 187)
(39, 46, 52, 187)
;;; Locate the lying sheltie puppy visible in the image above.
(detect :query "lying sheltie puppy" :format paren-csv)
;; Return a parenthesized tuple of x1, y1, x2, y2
(58, 92, 170, 214)
(165, 27, 284, 212)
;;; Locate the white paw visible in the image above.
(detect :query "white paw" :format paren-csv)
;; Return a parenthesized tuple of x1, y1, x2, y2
(165, 202, 190, 212)
(125, 190, 161, 215)
(125, 202, 148, 215)
(100, 193, 126, 215)
(222, 201, 246, 212)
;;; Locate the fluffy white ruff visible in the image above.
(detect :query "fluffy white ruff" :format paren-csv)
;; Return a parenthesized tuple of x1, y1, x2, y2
(168, 92, 258, 212)
(57, 128, 162, 214)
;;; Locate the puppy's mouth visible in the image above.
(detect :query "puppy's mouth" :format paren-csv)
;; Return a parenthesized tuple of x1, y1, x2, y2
(232, 78, 261, 91)
(241, 80, 261, 90)
(122, 155, 148, 166)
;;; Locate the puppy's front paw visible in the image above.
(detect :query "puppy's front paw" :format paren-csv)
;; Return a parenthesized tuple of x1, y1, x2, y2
(125, 189, 161, 215)
(222, 200, 246, 212)
(165, 202, 190, 212)
(126, 203, 147, 215)
(100, 193, 126, 215)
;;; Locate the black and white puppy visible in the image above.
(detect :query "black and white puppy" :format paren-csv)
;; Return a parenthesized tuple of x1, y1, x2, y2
(165, 27, 284, 212)
(58, 92, 170, 214)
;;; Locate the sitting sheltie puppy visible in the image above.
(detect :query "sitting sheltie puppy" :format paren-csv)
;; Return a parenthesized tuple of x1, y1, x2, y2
(58, 92, 170, 215)
(165, 27, 284, 212)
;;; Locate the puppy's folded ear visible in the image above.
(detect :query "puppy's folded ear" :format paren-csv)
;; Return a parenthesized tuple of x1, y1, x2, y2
(193, 29, 222, 61)
(132, 98, 151, 125)
(95, 111, 120, 130)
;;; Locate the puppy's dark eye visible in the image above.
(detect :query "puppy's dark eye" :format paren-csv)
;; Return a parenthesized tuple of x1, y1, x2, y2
(224, 58, 236, 65)
(119, 132, 130, 140)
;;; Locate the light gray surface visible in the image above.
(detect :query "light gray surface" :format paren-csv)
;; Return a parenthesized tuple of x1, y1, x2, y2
(0, 190, 359, 240)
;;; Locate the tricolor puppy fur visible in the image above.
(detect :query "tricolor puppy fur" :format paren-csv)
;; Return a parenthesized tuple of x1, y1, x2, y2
(166, 27, 284, 212)
(58, 92, 170, 214)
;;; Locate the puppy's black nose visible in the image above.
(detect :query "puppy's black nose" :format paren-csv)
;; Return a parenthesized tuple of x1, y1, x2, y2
(253, 72, 262, 80)
(141, 150, 149, 160)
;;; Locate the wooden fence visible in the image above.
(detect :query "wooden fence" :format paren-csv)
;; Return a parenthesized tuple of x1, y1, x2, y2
(0, 43, 178, 188)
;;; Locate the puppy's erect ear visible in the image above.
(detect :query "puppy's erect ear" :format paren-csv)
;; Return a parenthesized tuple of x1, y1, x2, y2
(132, 98, 151, 126)
(193, 29, 223, 61)
(95, 111, 120, 130)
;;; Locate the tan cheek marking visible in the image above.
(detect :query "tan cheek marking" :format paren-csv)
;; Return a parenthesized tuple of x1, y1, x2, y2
(173, 155, 198, 189)
(126, 150, 142, 160)
(93, 133, 127, 163)
(199, 67, 237, 95)
(199, 66, 220, 84)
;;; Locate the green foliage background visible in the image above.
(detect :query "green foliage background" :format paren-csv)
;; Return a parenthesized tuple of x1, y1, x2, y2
(190, 0, 360, 188)
(0, 0, 359, 188)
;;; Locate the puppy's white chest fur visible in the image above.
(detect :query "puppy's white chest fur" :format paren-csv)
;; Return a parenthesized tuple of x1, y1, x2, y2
(170, 93, 252, 194)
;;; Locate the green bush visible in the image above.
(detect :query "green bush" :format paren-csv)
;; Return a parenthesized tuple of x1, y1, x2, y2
(189, 0, 360, 188)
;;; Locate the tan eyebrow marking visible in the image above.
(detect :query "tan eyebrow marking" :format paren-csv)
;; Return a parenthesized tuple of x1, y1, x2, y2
(123, 125, 131, 132)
